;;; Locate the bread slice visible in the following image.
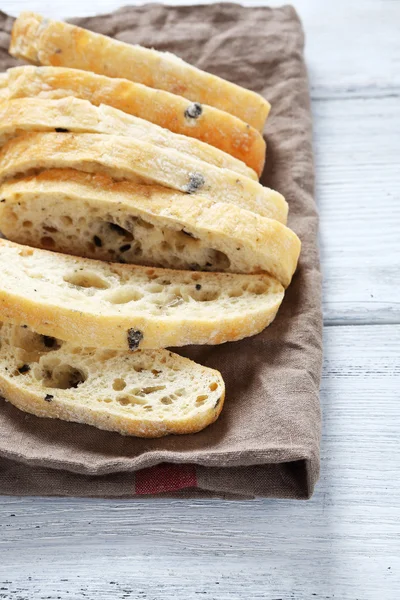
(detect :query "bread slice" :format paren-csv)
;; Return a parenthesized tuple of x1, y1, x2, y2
(0, 133, 287, 222)
(0, 72, 8, 98)
(0, 240, 285, 350)
(10, 12, 270, 131)
(0, 322, 225, 437)
(0, 170, 301, 282)
(2, 66, 266, 177)
(0, 97, 257, 180)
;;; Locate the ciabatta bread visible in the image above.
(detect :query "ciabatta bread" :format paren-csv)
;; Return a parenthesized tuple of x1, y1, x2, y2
(0, 97, 257, 180)
(0, 132, 287, 222)
(0, 170, 301, 283)
(0, 322, 225, 437)
(2, 66, 266, 176)
(0, 240, 285, 350)
(10, 12, 270, 131)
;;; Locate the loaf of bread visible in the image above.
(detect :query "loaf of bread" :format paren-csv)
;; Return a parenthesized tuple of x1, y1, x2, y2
(0, 133, 287, 222)
(1, 66, 266, 176)
(10, 12, 270, 131)
(0, 170, 300, 283)
(0, 322, 225, 437)
(0, 97, 257, 180)
(0, 240, 285, 350)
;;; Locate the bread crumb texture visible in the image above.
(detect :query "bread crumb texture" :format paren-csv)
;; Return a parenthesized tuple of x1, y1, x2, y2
(0, 322, 225, 436)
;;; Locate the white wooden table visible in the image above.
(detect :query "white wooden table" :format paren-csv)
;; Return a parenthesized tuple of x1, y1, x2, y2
(0, 1, 399, 598)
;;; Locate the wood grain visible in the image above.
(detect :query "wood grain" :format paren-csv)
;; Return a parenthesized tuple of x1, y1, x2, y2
(0, 325, 398, 599)
(317, 96, 400, 324)
(0, 1, 399, 599)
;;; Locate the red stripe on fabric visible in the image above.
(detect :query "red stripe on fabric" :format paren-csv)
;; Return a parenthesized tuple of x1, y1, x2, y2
(135, 463, 197, 495)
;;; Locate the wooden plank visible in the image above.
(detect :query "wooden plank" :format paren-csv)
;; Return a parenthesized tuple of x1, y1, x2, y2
(0, 324, 398, 600)
(315, 95, 400, 324)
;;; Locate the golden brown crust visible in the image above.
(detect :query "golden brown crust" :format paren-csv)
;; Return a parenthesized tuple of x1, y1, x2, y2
(0, 169, 301, 284)
(0, 132, 287, 222)
(4, 66, 266, 176)
(0, 375, 225, 437)
(0, 323, 225, 437)
(10, 12, 270, 131)
(0, 97, 257, 180)
(0, 239, 285, 350)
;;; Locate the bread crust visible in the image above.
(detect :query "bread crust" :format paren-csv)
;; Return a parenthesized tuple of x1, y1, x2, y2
(0, 240, 285, 350)
(9, 12, 270, 131)
(3, 66, 266, 176)
(0, 97, 257, 180)
(0, 323, 225, 437)
(0, 132, 287, 222)
(0, 169, 301, 284)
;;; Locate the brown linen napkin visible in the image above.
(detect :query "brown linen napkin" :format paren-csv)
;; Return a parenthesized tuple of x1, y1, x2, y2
(0, 3, 322, 500)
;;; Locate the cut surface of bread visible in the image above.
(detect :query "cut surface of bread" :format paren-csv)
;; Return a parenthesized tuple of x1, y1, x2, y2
(2, 66, 266, 176)
(0, 133, 287, 222)
(0, 322, 225, 437)
(9, 12, 270, 131)
(0, 240, 285, 350)
(0, 170, 301, 283)
(0, 97, 257, 180)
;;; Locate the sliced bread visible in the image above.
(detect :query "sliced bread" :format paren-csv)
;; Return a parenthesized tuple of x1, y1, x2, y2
(10, 12, 270, 131)
(0, 132, 287, 222)
(0, 170, 301, 282)
(0, 97, 257, 180)
(2, 66, 266, 176)
(0, 240, 285, 350)
(0, 322, 225, 437)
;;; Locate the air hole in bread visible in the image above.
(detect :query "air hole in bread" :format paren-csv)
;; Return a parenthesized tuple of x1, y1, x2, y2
(209, 382, 218, 391)
(136, 386, 166, 396)
(107, 222, 134, 242)
(196, 395, 208, 405)
(147, 283, 163, 293)
(112, 378, 126, 391)
(117, 395, 146, 406)
(41, 236, 55, 248)
(43, 225, 58, 233)
(161, 397, 173, 405)
(100, 350, 118, 359)
(105, 287, 144, 304)
(136, 217, 154, 230)
(228, 288, 243, 298)
(156, 279, 171, 286)
(9, 327, 61, 363)
(207, 250, 230, 271)
(247, 282, 268, 295)
(61, 216, 73, 226)
(38, 360, 87, 390)
(145, 269, 159, 280)
(190, 289, 219, 302)
(22, 220, 33, 228)
(63, 270, 111, 289)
